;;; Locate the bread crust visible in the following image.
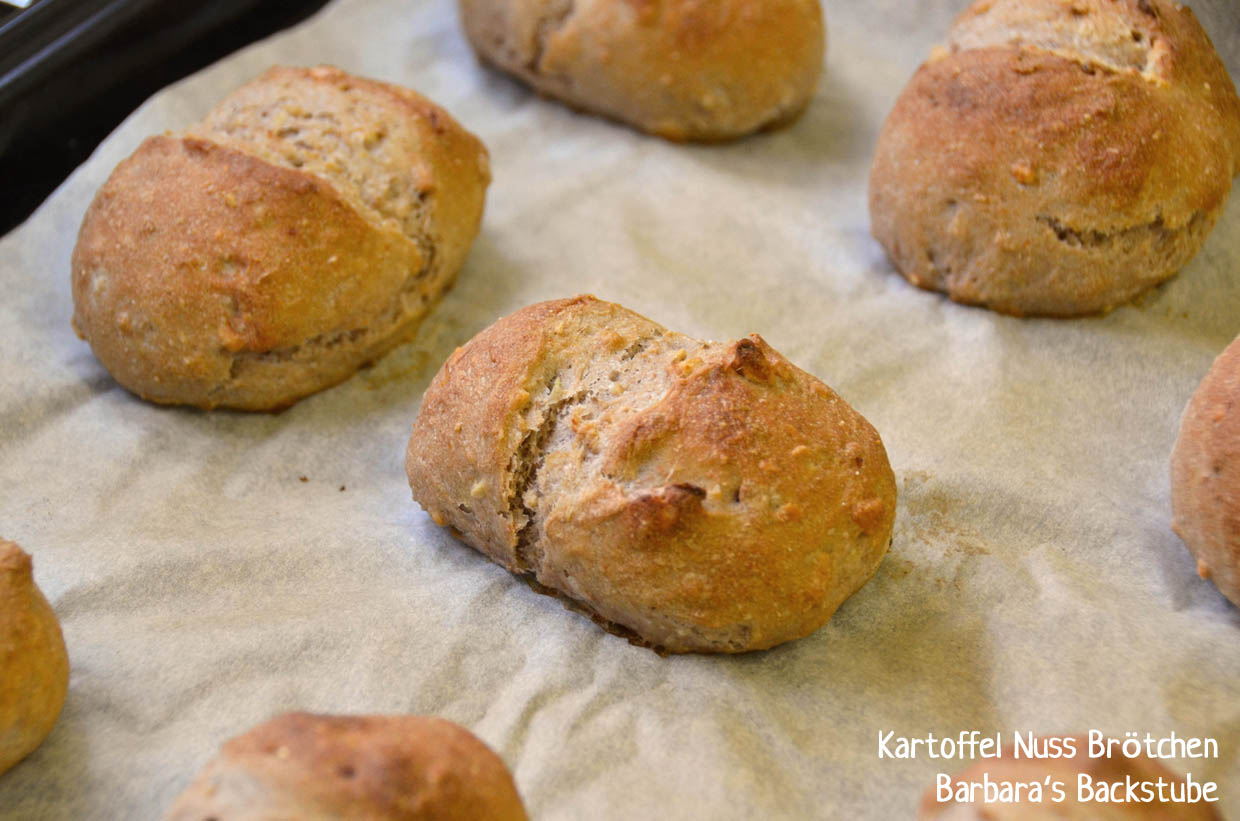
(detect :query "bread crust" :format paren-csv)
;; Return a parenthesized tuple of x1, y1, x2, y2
(72, 66, 490, 411)
(457, 0, 825, 141)
(0, 540, 69, 776)
(1171, 335, 1240, 608)
(406, 296, 896, 653)
(869, 0, 1240, 316)
(164, 712, 527, 820)
(919, 735, 1220, 819)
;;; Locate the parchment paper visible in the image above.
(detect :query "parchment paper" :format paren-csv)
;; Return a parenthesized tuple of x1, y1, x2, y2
(2, 1, 1239, 817)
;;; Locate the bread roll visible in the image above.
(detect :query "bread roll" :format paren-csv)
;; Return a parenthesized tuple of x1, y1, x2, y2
(457, 0, 824, 141)
(920, 735, 1219, 819)
(1, 540, 69, 776)
(405, 296, 895, 653)
(164, 712, 526, 820)
(869, 0, 1240, 317)
(1171, 335, 1240, 607)
(72, 66, 490, 411)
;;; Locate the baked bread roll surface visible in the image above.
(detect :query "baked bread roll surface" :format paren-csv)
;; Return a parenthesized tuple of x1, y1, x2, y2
(0, 540, 69, 776)
(72, 66, 490, 411)
(869, 0, 1240, 316)
(406, 296, 896, 653)
(164, 712, 527, 820)
(920, 735, 1219, 819)
(457, 0, 825, 141)
(1171, 335, 1240, 607)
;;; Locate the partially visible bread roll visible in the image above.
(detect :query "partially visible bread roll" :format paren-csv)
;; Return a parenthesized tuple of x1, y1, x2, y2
(457, 0, 825, 141)
(406, 296, 895, 653)
(869, 0, 1240, 316)
(164, 713, 527, 820)
(72, 66, 490, 411)
(1172, 335, 1240, 607)
(1, 540, 69, 776)
(920, 735, 1219, 819)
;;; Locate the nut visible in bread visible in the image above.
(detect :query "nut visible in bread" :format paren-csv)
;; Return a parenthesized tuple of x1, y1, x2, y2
(72, 66, 491, 411)
(164, 712, 527, 820)
(405, 296, 896, 653)
(1171, 335, 1240, 608)
(869, 0, 1240, 316)
(919, 735, 1219, 819)
(457, 0, 825, 141)
(1, 540, 69, 777)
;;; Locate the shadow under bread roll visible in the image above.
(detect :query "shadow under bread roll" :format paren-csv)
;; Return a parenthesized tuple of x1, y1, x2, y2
(406, 295, 896, 654)
(72, 65, 491, 411)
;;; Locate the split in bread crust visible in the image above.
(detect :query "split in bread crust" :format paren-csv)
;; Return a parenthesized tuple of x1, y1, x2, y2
(406, 296, 896, 653)
(72, 66, 490, 410)
(869, 0, 1240, 316)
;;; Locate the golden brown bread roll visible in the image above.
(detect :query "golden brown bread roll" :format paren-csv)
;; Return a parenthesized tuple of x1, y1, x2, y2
(1171, 334, 1240, 607)
(72, 66, 491, 411)
(457, 0, 825, 141)
(164, 712, 527, 820)
(869, 0, 1240, 316)
(405, 296, 896, 653)
(0, 539, 69, 777)
(920, 735, 1219, 819)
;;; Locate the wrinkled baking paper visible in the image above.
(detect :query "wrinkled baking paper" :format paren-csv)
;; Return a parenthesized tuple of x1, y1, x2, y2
(1, 0, 1238, 817)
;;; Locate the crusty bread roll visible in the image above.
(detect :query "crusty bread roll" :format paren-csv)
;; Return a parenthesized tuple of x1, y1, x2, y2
(1, 540, 69, 776)
(1172, 335, 1240, 607)
(405, 296, 895, 653)
(920, 735, 1219, 819)
(869, 0, 1240, 317)
(72, 66, 490, 411)
(164, 712, 527, 820)
(457, 0, 824, 141)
